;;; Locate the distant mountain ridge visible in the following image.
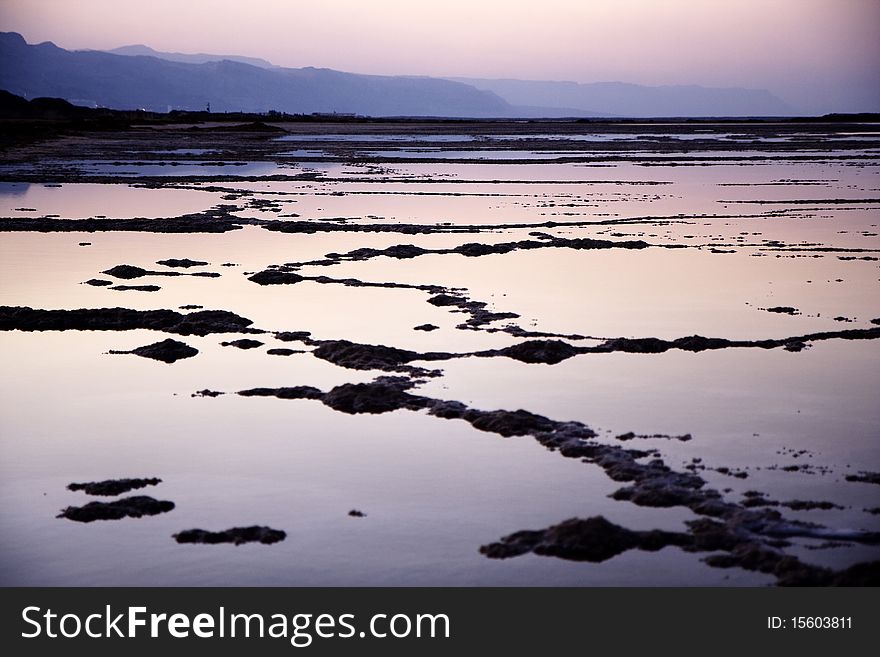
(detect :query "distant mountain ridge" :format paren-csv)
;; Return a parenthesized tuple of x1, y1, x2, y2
(0, 32, 511, 117)
(104, 44, 277, 69)
(0, 32, 795, 117)
(103, 43, 794, 116)
(449, 77, 795, 117)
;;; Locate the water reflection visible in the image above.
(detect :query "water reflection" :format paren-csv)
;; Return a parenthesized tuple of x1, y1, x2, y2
(1, 124, 878, 585)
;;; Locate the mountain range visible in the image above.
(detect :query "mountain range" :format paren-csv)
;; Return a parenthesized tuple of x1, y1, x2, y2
(450, 77, 794, 119)
(105, 44, 277, 70)
(0, 32, 796, 117)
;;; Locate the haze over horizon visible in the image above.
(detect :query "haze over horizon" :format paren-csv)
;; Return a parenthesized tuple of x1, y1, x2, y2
(1, 0, 878, 115)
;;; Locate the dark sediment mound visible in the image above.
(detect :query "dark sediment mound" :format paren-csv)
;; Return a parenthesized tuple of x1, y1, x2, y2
(609, 458, 707, 508)
(741, 492, 778, 508)
(275, 331, 312, 343)
(312, 339, 450, 377)
(782, 500, 843, 511)
(104, 264, 219, 280)
(454, 242, 517, 257)
(248, 269, 305, 285)
(360, 244, 430, 259)
(262, 220, 458, 236)
(696, 534, 847, 585)
(804, 326, 880, 343)
(167, 309, 258, 336)
(84, 279, 112, 286)
(593, 327, 880, 355)
(596, 335, 734, 354)
(463, 408, 557, 437)
(157, 258, 208, 268)
(322, 380, 428, 415)
(616, 431, 692, 442)
(238, 386, 323, 400)
(559, 236, 651, 251)
(597, 336, 674, 354)
(383, 244, 429, 258)
(173, 526, 286, 545)
(103, 264, 178, 279)
(0, 306, 179, 331)
(414, 324, 439, 332)
(67, 477, 161, 496)
(110, 338, 198, 363)
(58, 496, 174, 522)
(267, 348, 299, 356)
(426, 294, 462, 307)
(494, 339, 579, 364)
(846, 471, 880, 485)
(248, 268, 438, 294)
(109, 285, 161, 292)
(480, 516, 688, 561)
(103, 264, 149, 279)
(671, 335, 737, 351)
(0, 212, 254, 234)
(221, 338, 264, 349)
(0, 306, 259, 336)
(327, 236, 652, 266)
(193, 389, 224, 397)
(312, 340, 419, 371)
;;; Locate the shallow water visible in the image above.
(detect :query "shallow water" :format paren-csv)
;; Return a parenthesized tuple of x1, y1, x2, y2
(0, 182, 216, 219)
(1, 121, 878, 585)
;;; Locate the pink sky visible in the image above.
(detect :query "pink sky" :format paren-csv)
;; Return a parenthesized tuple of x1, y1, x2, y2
(2, 0, 878, 111)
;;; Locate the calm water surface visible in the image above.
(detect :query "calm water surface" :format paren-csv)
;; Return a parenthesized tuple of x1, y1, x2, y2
(1, 124, 878, 584)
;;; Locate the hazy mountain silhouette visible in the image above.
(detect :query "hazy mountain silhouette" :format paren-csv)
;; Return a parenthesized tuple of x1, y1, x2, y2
(0, 32, 511, 117)
(450, 77, 795, 117)
(0, 32, 795, 117)
(105, 44, 277, 69)
(111, 43, 792, 117)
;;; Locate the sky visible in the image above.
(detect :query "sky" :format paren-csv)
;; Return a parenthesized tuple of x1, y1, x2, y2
(1, 0, 878, 113)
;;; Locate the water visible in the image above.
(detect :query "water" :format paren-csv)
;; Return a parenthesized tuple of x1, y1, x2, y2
(1, 121, 878, 585)
(274, 134, 484, 143)
(0, 183, 215, 219)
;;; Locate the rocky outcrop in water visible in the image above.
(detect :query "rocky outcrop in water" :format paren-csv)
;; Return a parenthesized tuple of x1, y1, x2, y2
(58, 496, 175, 522)
(173, 526, 286, 545)
(109, 338, 199, 363)
(67, 477, 162, 496)
(0, 306, 260, 336)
